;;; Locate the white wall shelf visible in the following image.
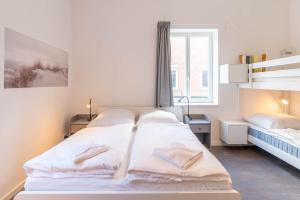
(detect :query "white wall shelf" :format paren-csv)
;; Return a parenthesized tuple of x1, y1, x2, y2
(220, 64, 248, 84)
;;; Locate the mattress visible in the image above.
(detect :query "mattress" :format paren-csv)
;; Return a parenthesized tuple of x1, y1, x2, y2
(248, 125, 300, 159)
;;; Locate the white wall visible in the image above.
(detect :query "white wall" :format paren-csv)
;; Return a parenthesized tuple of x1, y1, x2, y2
(290, 92, 300, 117)
(239, 89, 282, 117)
(71, 0, 291, 145)
(0, 0, 72, 198)
(290, 0, 300, 53)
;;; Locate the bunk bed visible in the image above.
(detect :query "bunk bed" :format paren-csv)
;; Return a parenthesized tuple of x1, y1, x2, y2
(238, 55, 300, 170)
(239, 55, 300, 91)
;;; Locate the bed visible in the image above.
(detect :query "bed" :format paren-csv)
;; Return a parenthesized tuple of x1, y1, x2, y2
(15, 107, 241, 200)
(245, 113, 300, 169)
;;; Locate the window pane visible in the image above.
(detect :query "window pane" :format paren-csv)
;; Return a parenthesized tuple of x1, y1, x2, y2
(202, 70, 208, 88)
(171, 69, 177, 89)
(171, 37, 187, 97)
(189, 36, 210, 98)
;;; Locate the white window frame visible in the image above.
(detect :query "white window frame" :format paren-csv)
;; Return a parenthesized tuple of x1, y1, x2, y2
(171, 28, 218, 105)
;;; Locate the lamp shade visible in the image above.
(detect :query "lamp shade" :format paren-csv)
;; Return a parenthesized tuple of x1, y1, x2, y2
(281, 99, 289, 105)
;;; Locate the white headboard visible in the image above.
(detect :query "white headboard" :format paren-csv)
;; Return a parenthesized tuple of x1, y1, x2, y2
(96, 106, 183, 122)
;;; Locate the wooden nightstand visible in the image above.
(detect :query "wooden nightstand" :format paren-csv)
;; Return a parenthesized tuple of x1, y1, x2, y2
(68, 114, 97, 137)
(184, 114, 211, 148)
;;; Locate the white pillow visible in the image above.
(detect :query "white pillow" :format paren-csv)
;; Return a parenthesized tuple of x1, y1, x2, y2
(137, 110, 180, 125)
(244, 113, 300, 130)
(88, 109, 135, 127)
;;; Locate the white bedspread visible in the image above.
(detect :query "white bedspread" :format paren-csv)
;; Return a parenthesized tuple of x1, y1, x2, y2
(127, 123, 231, 183)
(24, 123, 134, 178)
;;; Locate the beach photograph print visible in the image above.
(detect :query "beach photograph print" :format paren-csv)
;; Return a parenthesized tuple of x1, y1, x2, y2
(4, 28, 68, 88)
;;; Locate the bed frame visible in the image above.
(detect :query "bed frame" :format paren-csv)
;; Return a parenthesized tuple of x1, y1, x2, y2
(239, 55, 300, 91)
(14, 106, 241, 200)
(15, 190, 241, 200)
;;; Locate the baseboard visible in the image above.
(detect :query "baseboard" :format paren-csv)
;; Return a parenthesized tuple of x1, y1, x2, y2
(211, 140, 224, 146)
(2, 179, 25, 200)
(211, 140, 254, 147)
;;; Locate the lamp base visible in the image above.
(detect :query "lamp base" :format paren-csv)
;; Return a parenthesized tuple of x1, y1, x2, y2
(87, 114, 97, 121)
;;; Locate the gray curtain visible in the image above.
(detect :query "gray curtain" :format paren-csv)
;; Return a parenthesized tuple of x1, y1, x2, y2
(155, 21, 174, 107)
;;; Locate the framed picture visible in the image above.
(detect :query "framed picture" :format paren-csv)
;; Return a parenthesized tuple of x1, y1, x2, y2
(4, 28, 69, 88)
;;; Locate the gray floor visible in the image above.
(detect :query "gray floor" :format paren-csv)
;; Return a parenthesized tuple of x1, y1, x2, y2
(211, 146, 300, 200)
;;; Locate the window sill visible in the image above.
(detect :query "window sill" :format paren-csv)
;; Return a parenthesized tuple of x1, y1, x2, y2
(174, 102, 219, 106)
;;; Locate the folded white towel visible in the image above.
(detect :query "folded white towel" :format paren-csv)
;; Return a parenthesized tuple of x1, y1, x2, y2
(74, 144, 109, 164)
(153, 142, 202, 170)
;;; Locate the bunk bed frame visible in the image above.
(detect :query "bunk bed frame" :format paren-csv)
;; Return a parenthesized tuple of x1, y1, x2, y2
(239, 55, 300, 170)
(239, 55, 300, 91)
(248, 134, 300, 170)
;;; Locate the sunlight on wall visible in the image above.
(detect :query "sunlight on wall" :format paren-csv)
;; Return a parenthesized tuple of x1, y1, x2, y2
(239, 89, 282, 117)
(290, 92, 300, 117)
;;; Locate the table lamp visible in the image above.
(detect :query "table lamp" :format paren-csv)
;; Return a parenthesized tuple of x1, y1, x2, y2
(178, 96, 191, 120)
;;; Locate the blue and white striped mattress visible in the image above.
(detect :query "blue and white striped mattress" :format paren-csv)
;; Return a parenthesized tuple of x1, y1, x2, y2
(248, 127, 300, 159)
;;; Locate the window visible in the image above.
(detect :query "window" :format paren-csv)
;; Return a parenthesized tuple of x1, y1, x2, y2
(202, 70, 208, 88)
(171, 28, 218, 104)
(171, 66, 178, 89)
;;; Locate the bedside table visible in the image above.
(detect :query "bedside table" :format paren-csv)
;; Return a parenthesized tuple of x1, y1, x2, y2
(220, 120, 248, 145)
(68, 114, 97, 137)
(184, 114, 211, 148)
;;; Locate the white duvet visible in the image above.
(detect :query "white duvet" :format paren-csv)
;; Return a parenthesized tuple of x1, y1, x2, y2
(24, 123, 134, 178)
(127, 123, 231, 183)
